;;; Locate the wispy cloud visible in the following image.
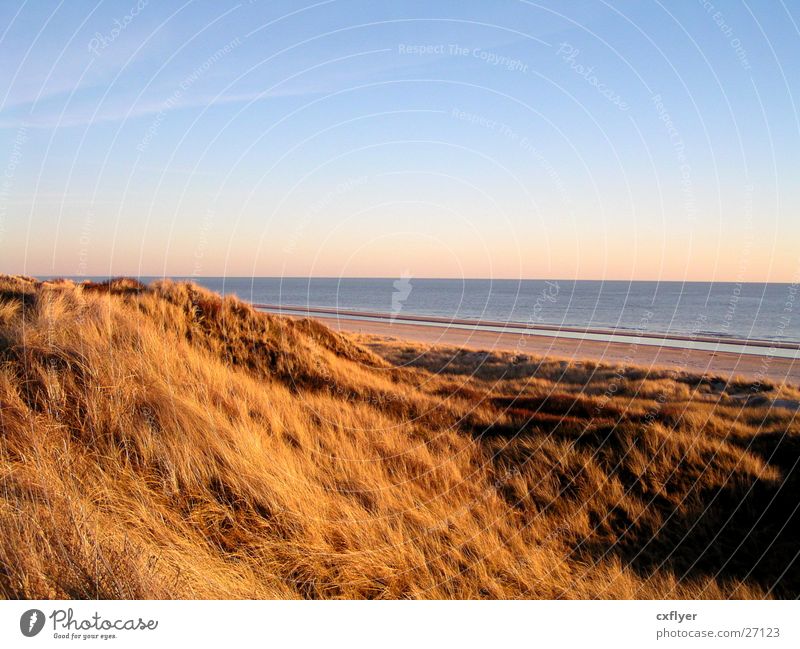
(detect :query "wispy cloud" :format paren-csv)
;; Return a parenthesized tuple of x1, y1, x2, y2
(0, 84, 327, 130)
(0, 45, 397, 130)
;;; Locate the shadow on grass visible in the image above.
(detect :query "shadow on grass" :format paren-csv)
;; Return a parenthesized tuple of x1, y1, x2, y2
(577, 432, 800, 598)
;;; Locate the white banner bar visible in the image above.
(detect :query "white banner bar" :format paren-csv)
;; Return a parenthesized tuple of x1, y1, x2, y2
(1, 600, 797, 648)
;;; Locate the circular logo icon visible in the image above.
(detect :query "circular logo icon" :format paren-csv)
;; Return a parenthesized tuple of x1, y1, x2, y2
(20, 609, 45, 637)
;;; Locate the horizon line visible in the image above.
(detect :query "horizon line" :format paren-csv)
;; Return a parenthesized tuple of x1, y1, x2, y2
(27, 273, 800, 285)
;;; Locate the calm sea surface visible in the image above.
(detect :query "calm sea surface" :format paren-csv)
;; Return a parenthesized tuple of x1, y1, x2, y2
(119, 278, 800, 344)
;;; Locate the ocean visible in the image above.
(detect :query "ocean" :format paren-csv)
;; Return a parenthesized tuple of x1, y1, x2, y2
(152, 277, 799, 344)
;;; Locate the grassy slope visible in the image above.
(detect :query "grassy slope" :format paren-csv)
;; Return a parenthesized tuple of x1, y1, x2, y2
(0, 275, 798, 599)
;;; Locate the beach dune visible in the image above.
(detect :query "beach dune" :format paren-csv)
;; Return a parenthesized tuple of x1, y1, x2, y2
(2, 276, 799, 599)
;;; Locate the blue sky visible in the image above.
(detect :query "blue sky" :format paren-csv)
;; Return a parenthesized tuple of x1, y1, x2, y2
(0, 0, 798, 280)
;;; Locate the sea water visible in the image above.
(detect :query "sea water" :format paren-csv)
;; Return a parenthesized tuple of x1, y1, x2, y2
(168, 277, 800, 344)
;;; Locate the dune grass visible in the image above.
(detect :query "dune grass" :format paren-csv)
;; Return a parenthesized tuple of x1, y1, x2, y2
(0, 275, 798, 599)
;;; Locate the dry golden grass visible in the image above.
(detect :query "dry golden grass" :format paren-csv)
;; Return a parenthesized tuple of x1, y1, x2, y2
(0, 275, 798, 599)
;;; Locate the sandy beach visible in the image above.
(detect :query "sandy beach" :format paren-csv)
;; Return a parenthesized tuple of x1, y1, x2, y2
(281, 312, 800, 385)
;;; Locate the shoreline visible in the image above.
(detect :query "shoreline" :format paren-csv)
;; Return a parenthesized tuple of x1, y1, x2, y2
(255, 303, 800, 351)
(262, 307, 800, 385)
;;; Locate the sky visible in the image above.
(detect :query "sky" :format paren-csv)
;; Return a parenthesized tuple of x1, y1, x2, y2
(0, 0, 798, 281)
